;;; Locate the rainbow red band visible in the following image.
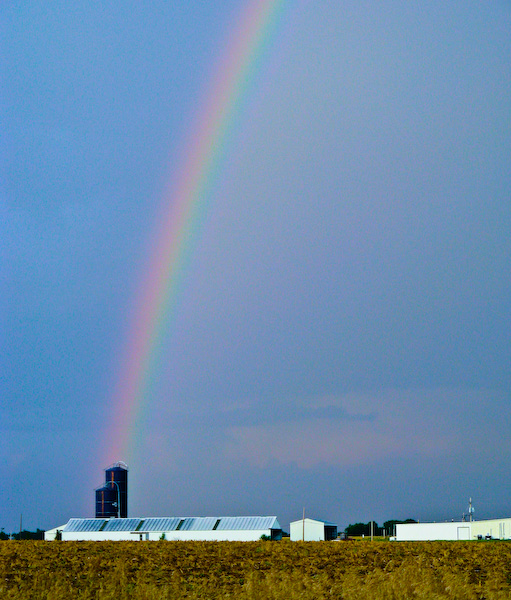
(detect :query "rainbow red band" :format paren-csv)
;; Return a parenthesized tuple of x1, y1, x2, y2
(106, 0, 289, 464)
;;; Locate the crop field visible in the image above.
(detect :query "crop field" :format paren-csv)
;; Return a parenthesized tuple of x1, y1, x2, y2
(1, 540, 511, 599)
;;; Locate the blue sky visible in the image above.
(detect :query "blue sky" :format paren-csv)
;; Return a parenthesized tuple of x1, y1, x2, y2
(2, 1, 511, 534)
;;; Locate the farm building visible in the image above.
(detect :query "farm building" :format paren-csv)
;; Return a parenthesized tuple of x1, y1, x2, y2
(289, 517, 338, 541)
(45, 516, 282, 541)
(396, 517, 511, 541)
(44, 525, 66, 540)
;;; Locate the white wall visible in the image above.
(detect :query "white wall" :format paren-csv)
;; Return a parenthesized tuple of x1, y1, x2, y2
(60, 529, 273, 542)
(396, 522, 470, 541)
(155, 529, 272, 542)
(397, 517, 511, 541)
(290, 519, 325, 541)
(63, 531, 141, 541)
(471, 518, 511, 540)
(44, 526, 66, 541)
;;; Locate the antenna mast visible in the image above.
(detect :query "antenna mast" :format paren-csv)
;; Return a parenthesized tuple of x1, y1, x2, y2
(468, 497, 475, 522)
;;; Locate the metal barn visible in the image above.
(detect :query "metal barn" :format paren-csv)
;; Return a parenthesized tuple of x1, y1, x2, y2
(396, 517, 511, 541)
(289, 517, 338, 541)
(45, 516, 282, 542)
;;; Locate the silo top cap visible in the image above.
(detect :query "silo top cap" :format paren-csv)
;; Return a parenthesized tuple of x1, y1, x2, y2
(106, 461, 128, 471)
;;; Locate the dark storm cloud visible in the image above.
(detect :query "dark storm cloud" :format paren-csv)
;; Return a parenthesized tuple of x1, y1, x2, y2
(151, 402, 376, 430)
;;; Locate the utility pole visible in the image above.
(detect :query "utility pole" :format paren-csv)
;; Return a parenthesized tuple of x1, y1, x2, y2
(302, 507, 305, 541)
(370, 520, 373, 541)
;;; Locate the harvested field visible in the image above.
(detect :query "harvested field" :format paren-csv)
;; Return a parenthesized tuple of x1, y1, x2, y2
(1, 540, 511, 599)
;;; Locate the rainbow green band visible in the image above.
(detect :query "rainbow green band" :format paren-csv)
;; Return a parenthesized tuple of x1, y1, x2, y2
(107, 0, 288, 464)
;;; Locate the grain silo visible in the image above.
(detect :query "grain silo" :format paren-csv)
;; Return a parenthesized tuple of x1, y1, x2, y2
(95, 462, 128, 518)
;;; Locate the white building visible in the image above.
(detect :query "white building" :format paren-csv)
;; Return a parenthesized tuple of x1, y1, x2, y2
(44, 525, 66, 541)
(290, 517, 337, 541)
(472, 518, 511, 540)
(45, 516, 282, 542)
(396, 517, 511, 541)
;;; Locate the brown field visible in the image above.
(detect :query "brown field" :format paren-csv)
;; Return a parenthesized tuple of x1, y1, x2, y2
(1, 540, 511, 599)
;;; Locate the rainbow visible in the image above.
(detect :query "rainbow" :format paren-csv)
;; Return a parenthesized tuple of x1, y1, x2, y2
(106, 0, 289, 464)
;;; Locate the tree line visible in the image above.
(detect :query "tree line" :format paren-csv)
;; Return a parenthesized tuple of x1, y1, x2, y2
(1, 529, 45, 540)
(344, 519, 417, 537)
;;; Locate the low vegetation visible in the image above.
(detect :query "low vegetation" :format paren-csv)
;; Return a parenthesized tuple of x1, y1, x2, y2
(1, 539, 511, 599)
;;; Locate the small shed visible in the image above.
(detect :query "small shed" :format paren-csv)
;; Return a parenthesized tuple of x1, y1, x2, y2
(290, 517, 337, 541)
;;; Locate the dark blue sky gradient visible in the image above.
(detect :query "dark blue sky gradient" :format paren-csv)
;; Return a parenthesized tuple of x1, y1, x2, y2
(2, 1, 510, 533)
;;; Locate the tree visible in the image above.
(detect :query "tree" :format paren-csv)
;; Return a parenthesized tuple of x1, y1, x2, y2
(345, 522, 365, 536)
(11, 529, 44, 540)
(344, 522, 379, 537)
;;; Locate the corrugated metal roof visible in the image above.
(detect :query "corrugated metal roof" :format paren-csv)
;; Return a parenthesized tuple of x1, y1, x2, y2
(187, 517, 219, 531)
(138, 517, 181, 532)
(291, 518, 337, 526)
(64, 519, 106, 532)
(178, 517, 196, 531)
(216, 516, 278, 531)
(60, 516, 280, 533)
(311, 519, 337, 526)
(102, 518, 142, 532)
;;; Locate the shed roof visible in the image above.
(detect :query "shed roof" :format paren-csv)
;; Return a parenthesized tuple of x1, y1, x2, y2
(290, 517, 337, 527)
(64, 518, 106, 532)
(61, 516, 280, 533)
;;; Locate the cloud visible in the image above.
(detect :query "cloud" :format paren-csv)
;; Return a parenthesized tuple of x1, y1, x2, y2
(215, 387, 510, 470)
(151, 395, 376, 430)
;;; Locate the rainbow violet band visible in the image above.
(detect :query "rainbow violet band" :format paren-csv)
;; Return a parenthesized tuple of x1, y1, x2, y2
(106, 0, 289, 464)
